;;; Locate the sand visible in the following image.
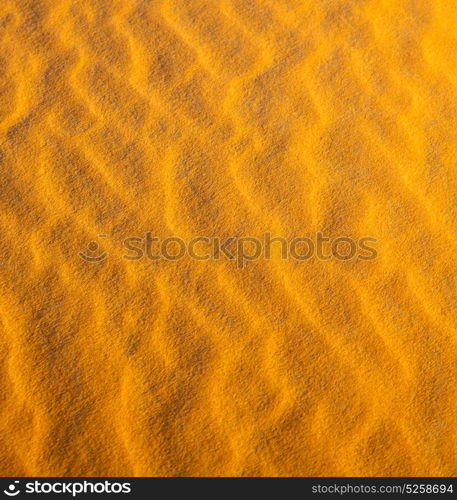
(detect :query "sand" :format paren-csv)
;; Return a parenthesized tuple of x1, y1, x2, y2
(0, 0, 456, 477)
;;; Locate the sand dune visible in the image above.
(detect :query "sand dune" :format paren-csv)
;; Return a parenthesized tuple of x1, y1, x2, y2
(0, 0, 456, 476)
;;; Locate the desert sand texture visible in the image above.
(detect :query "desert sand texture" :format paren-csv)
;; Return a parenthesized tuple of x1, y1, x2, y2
(0, 0, 456, 477)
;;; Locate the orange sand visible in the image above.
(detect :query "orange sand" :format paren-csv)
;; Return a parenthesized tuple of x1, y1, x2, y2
(0, 0, 456, 477)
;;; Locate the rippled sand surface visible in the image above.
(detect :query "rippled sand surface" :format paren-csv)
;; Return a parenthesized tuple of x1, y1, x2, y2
(1, 0, 456, 477)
